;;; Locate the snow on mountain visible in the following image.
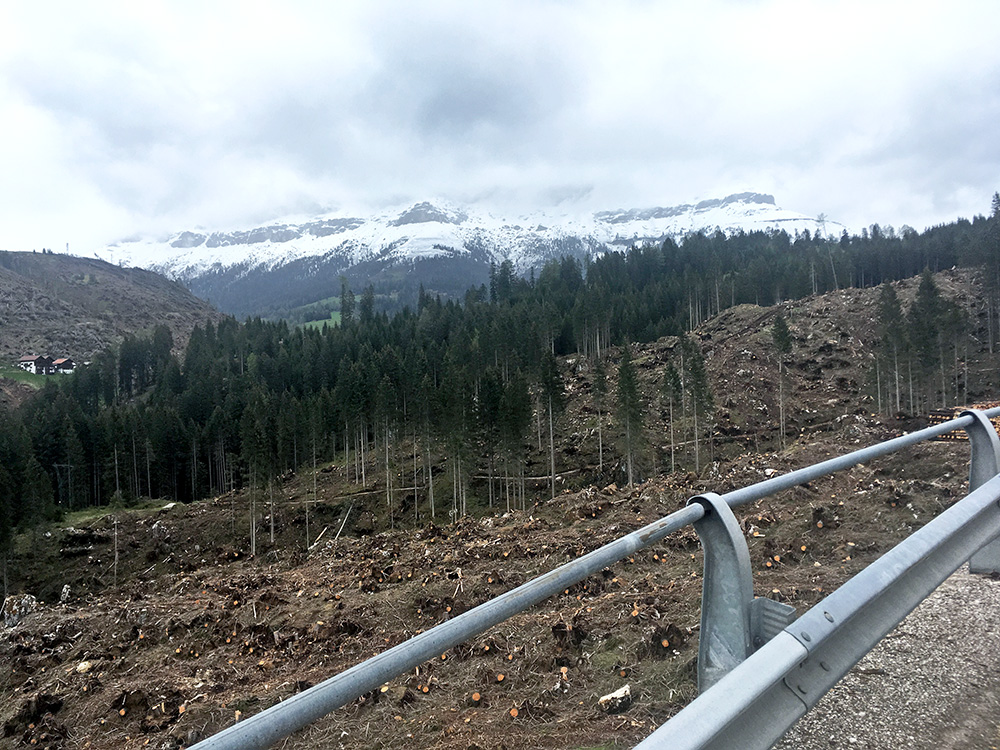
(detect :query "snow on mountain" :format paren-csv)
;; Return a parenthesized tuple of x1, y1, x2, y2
(94, 193, 843, 283)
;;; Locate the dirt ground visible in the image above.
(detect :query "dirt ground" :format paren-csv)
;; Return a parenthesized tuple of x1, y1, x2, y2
(1, 270, 994, 749)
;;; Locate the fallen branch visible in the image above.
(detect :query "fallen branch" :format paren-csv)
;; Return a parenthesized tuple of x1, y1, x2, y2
(333, 502, 355, 544)
(308, 526, 329, 551)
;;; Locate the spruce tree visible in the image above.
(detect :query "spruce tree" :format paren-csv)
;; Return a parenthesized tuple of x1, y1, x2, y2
(908, 270, 941, 409)
(771, 313, 792, 449)
(339, 277, 355, 326)
(616, 345, 643, 486)
(500, 373, 532, 510)
(537, 351, 565, 499)
(662, 362, 682, 472)
(681, 335, 713, 472)
(593, 356, 608, 473)
(877, 283, 906, 414)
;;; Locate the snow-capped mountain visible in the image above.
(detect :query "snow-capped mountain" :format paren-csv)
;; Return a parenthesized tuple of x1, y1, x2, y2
(94, 192, 842, 318)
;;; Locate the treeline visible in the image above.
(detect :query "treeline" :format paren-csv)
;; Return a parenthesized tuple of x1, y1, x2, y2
(1, 202, 998, 556)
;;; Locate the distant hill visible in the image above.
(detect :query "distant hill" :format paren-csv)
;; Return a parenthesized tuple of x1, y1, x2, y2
(0, 250, 224, 366)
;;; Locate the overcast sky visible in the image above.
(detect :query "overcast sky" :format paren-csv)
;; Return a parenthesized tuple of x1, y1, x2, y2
(1, 0, 998, 251)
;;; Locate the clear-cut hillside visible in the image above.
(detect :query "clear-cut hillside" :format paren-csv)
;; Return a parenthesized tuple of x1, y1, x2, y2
(0, 250, 224, 383)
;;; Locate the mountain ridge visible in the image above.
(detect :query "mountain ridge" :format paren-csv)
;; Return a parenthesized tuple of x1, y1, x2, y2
(91, 193, 844, 317)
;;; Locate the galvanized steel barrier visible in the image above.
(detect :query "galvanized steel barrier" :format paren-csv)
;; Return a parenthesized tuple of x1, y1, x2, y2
(191, 407, 1000, 750)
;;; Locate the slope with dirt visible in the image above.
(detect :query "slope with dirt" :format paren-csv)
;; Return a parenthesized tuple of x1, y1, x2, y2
(0, 250, 225, 365)
(1, 270, 993, 750)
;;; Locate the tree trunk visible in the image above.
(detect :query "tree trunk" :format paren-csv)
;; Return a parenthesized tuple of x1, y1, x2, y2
(597, 405, 603, 473)
(693, 402, 700, 473)
(269, 478, 275, 544)
(669, 398, 675, 473)
(876, 361, 882, 415)
(778, 361, 785, 450)
(424, 423, 435, 519)
(548, 396, 556, 499)
(893, 347, 900, 414)
(625, 417, 634, 486)
(309, 442, 315, 550)
(413, 429, 419, 523)
(344, 422, 350, 483)
(385, 423, 393, 530)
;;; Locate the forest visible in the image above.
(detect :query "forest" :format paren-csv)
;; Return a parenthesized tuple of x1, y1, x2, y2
(1, 198, 998, 560)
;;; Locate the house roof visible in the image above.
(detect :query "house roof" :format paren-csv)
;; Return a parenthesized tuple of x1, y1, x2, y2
(53, 358, 72, 365)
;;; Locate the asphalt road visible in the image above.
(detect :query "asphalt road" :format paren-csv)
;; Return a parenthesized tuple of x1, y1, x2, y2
(776, 566, 1000, 750)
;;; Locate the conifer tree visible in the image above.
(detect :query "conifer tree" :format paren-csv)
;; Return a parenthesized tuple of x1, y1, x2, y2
(500, 373, 532, 510)
(0, 464, 12, 596)
(877, 283, 906, 414)
(681, 335, 713, 472)
(340, 277, 355, 326)
(23, 453, 55, 535)
(662, 362, 682, 473)
(477, 368, 504, 509)
(986, 193, 1000, 352)
(616, 345, 643, 486)
(908, 270, 941, 409)
(62, 417, 87, 509)
(537, 351, 565, 499)
(771, 312, 792, 449)
(593, 356, 608, 473)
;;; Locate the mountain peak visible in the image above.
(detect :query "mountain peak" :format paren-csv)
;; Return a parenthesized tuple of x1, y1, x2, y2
(390, 202, 468, 227)
(695, 192, 776, 210)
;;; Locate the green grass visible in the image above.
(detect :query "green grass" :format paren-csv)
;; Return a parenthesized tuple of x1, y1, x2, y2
(300, 311, 342, 330)
(61, 498, 179, 526)
(0, 364, 47, 389)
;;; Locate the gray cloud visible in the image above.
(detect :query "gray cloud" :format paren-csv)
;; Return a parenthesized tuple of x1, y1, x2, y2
(1, 0, 998, 252)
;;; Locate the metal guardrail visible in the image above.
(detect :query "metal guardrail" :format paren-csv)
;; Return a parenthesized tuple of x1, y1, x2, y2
(191, 407, 1000, 750)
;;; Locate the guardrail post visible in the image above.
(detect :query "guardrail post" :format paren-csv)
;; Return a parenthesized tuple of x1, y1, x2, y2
(688, 493, 797, 693)
(963, 409, 1000, 573)
(688, 493, 755, 692)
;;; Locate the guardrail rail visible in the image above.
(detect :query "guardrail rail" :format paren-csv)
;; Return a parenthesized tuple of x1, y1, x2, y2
(191, 407, 1000, 750)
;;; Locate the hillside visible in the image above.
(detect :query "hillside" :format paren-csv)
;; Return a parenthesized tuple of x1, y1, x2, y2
(1, 270, 992, 750)
(0, 251, 225, 405)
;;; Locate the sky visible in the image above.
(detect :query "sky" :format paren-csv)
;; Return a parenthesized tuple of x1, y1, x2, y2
(1, 0, 999, 252)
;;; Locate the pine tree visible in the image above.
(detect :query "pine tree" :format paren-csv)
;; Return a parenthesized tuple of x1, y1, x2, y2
(662, 362, 682, 473)
(537, 351, 565, 499)
(985, 194, 1000, 353)
(877, 283, 906, 414)
(681, 335, 713, 472)
(359, 285, 375, 327)
(0, 463, 14, 594)
(908, 270, 942, 409)
(23, 453, 55, 533)
(500, 373, 532, 511)
(771, 313, 793, 449)
(616, 345, 643, 486)
(593, 356, 608, 473)
(477, 368, 504, 509)
(340, 277, 355, 326)
(62, 417, 87, 509)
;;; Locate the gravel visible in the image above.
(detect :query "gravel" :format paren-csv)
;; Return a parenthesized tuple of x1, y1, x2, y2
(775, 566, 1000, 750)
